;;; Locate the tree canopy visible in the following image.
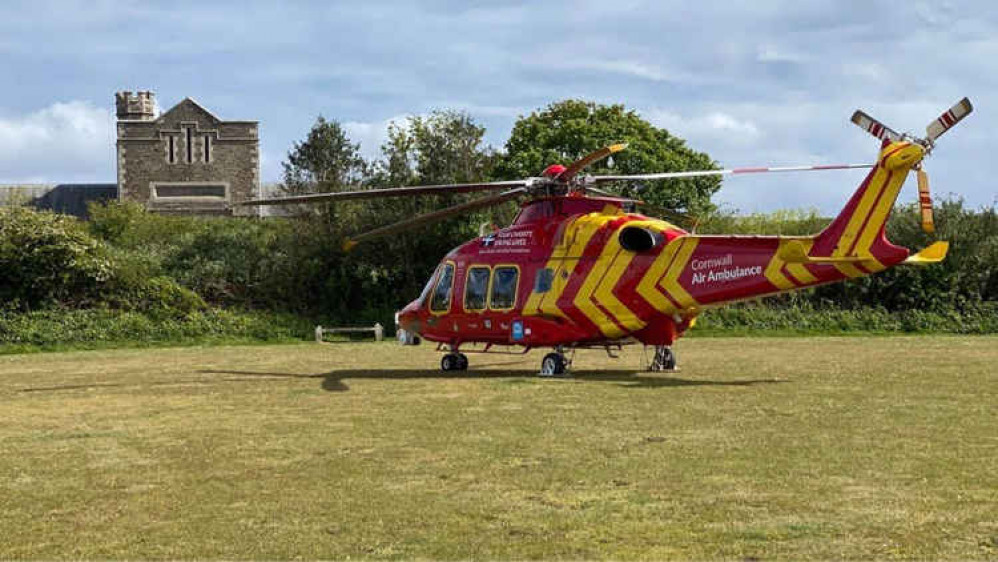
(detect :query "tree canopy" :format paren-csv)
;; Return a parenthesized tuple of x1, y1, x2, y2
(281, 116, 366, 195)
(360, 110, 498, 297)
(495, 99, 721, 215)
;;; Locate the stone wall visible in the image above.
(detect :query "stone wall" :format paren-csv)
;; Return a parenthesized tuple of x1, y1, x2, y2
(116, 94, 260, 216)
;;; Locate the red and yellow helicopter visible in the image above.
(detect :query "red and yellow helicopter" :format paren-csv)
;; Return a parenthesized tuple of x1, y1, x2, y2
(245, 98, 973, 375)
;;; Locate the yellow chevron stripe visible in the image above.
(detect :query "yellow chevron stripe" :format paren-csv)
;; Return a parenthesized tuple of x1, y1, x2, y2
(764, 248, 796, 290)
(660, 238, 700, 310)
(853, 172, 908, 258)
(834, 262, 866, 278)
(523, 216, 579, 317)
(862, 258, 887, 274)
(636, 238, 686, 315)
(784, 239, 818, 284)
(836, 165, 890, 259)
(524, 211, 621, 319)
(576, 220, 660, 338)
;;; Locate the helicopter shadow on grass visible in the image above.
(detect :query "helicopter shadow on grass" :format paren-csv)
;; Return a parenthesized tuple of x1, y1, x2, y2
(198, 365, 788, 393)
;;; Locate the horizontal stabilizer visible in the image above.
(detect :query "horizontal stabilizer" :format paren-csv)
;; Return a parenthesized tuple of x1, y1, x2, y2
(902, 241, 949, 266)
(777, 240, 876, 264)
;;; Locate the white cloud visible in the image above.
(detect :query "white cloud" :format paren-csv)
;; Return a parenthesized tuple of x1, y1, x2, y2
(0, 101, 115, 183)
(914, 1, 958, 27)
(756, 44, 810, 64)
(344, 114, 410, 162)
(644, 109, 763, 147)
(574, 59, 672, 82)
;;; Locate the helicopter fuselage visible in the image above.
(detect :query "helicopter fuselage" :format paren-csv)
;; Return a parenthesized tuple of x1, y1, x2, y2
(397, 140, 926, 350)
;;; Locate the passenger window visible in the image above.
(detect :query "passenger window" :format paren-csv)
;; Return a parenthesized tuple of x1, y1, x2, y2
(490, 266, 519, 310)
(534, 268, 554, 293)
(430, 263, 455, 312)
(464, 266, 490, 311)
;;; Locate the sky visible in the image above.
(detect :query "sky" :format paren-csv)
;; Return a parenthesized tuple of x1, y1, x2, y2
(0, 0, 995, 214)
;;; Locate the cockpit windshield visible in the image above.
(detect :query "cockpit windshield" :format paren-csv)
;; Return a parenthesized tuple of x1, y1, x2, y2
(417, 266, 439, 306)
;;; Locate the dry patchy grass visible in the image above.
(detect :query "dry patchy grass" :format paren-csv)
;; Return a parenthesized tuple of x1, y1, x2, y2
(1, 337, 996, 559)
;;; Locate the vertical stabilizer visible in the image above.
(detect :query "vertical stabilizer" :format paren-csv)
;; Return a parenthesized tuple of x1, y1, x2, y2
(811, 141, 925, 271)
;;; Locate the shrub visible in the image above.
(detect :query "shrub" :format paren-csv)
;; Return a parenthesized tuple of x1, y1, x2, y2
(0, 206, 114, 310)
(0, 307, 312, 352)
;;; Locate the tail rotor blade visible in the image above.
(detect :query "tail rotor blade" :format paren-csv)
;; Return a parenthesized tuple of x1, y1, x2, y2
(851, 110, 901, 142)
(917, 168, 935, 234)
(925, 97, 973, 142)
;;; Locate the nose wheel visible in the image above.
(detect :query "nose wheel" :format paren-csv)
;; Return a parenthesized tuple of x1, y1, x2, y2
(648, 346, 677, 371)
(441, 352, 468, 372)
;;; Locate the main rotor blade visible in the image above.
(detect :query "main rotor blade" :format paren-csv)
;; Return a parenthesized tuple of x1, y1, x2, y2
(632, 201, 697, 229)
(925, 97, 973, 142)
(851, 110, 902, 142)
(581, 187, 694, 226)
(591, 162, 873, 183)
(237, 179, 530, 206)
(557, 143, 628, 182)
(343, 187, 528, 250)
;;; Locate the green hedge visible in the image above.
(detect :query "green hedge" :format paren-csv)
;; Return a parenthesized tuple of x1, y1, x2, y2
(0, 308, 313, 354)
(694, 302, 998, 336)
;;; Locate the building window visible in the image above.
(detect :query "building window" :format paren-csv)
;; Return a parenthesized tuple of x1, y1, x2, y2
(185, 127, 193, 163)
(489, 266, 519, 311)
(167, 136, 176, 164)
(203, 135, 212, 163)
(430, 262, 455, 313)
(464, 266, 490, 312)
(153, 184, 226, 198)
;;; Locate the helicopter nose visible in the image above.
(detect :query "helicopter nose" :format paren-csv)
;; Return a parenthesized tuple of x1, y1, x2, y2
(397, 302, 420, 330)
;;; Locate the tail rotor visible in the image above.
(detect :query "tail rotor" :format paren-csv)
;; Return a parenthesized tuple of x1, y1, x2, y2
(850, 97, 973, 234)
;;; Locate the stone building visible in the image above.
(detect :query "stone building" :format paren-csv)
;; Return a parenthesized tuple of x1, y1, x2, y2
(115, 91, 260, 215)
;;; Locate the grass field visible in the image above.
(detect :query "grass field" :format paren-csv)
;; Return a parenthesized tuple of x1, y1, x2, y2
(1, 337, 996, 559)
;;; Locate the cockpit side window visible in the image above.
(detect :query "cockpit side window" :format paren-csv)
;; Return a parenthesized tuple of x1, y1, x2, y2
(430, 262, 455, 313)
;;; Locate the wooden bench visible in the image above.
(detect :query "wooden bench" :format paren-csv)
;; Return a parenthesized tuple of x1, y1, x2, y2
(315, 323, 384, 342)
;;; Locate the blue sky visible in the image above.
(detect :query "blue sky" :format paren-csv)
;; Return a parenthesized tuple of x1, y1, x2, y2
(0, 0, 994, 213)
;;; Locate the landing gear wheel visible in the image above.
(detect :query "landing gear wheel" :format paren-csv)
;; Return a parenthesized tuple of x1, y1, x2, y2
(441, 352, 469, 372)
(540, 352, 567, 377)
(649, 346, 677, 372)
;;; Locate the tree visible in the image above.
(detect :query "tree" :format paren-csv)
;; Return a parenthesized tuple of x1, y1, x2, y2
(281, 116, 366, 195)
(359, 110, 498, 298)
(495, 100, 721, 215)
